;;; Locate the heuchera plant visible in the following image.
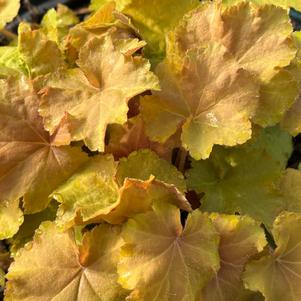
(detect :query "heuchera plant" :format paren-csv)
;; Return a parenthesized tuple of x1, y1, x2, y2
(1, 0, 301, 300)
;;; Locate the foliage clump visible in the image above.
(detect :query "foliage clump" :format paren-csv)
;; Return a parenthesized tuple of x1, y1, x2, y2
(1, 0, 301, 300)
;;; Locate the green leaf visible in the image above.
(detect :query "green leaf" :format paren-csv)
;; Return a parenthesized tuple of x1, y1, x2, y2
(121, 0, 199, 63)
(202, 214, 267, 301)
(9, 203, 57, 256)
(243, 212, 301, 301)
(5, 222, 128, 300)
(116, 149, 186, 192)
(118, 202, 220, 300)
(186, 126, 292, 226)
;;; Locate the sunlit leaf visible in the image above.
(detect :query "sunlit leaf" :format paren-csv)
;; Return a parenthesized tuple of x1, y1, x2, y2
(243, 212, 301, 301)
(39, 33, 159, 152)
(18, 23, 66, 78)
(53, 155, 120, 230)
(116, 149, 186, 192)
(118, 202, 220, 300)
(186, 126, 292, 226)
(0, 77, 88, 213)
(222, 0, 301, 11)
(0, 0, 20, 29)
(0, 199, 23, 240)
(5, 222, 128, 300)
(172, 2, 296, 81)
(141, 42, 259, 159)
(102, 177, 191, 224)
(202, 214, 267, 301)
(41, 4, 79, 45)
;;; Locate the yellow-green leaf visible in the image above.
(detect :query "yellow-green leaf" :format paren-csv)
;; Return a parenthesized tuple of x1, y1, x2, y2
(53, 155, 120, 230)
(9, 203, 57, 256)
(116, 149, 186, 192)
(118, 202, 220, 300)
(254, 69, 299, 127)
(121, 0, 199, 63)
(202, 214, 267, 301)
(0, 199, 23, 240)
(186, 126, 292, 226)
(243, 212, 301, 301)
(18, 23, 66, 78)
(280, 168, 301, 212)
(5, 222, 128, 300)
(0, 0, 20, 29)
(41, 4, 79, 45)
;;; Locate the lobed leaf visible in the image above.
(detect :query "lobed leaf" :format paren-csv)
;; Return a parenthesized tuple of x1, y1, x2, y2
(186, 126, 292, 226)
(202, 214, 267, 301)
(118, 202, 220, 300)
(5, 222, 128, 301)
(0, 77, 88, 213)
(141, 42, 259, 159)
(39, 33, 159, 152)
(116, 149, 186, 192)
(243, 212, 301, 301)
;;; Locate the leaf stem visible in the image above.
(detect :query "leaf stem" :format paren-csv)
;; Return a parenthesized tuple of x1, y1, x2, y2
(0, 29, 17, 41)
(176, 148, 188, 173)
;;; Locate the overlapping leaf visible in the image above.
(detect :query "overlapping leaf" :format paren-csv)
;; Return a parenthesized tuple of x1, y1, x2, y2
(52, 150, 190, 229)
(118, 202, 220, 301)
(39, 33, 159, 152)
(102, 177, 191, 224)
(41, 4, 79, 45)
(243, 212, 301, 301)
(105, 116, 176, 161)
(167, 1, 297, 128)
(18, 23, 66, 78)
(186, 126, 292, 226)
(53, 155, 120, 229)
(222, 0, 301, 11)
(141, 42, 259, 159)
(202, 214, 267, 301)
(5, 222, 128, 300)
(0, 200, 23, 240)
(116, 149, 186, 192)
(172, 2, 295, 81)
(0, 77, 88, 213)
